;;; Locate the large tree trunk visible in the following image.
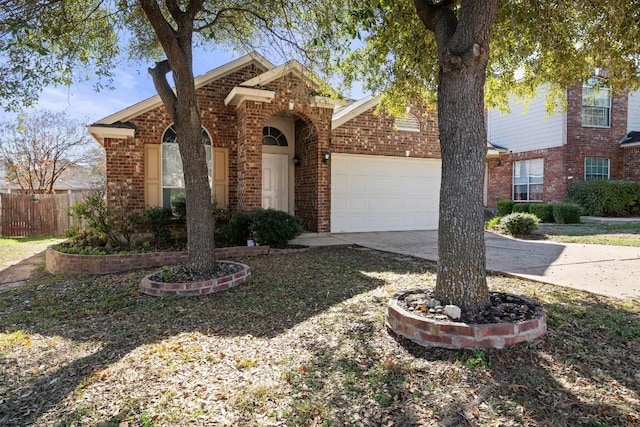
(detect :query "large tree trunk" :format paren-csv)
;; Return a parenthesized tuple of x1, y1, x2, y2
(142, 0, 216, 274)
(174, 84, 217, 273)
(435, 58, 488, 311)
(415, 0, 499, 311)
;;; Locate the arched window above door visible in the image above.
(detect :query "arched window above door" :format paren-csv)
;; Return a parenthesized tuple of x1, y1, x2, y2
(262, 126, 288, 146)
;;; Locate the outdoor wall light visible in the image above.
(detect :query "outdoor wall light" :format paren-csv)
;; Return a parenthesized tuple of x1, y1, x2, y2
(292, 154, 301, 168)
(495, 158, 502, 167)
(321, 150, 330, 164)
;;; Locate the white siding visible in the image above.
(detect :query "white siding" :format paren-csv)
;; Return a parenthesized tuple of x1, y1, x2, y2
(627, 89, 640, 132)
(487, 89, 566, 153)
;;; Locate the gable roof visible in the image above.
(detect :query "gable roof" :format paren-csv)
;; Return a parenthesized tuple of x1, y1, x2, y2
(241, 60, 322, 91)
(93, 51, 274, 126)
(331, 95, 380, 130)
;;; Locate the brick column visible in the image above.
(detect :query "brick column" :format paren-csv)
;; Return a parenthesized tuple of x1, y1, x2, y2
(104, 137, 145, 210)
(235, 101, 263, 211)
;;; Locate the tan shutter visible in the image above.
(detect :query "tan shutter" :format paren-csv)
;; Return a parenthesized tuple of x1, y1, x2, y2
(213, 147, 229, 207)
(144, 144, 162, 207)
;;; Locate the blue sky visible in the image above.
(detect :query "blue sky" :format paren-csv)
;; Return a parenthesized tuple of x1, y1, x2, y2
(0, 47, 366, 126)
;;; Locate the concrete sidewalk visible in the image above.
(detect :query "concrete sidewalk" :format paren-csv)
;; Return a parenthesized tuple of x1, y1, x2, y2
(292, 230, 640, 300)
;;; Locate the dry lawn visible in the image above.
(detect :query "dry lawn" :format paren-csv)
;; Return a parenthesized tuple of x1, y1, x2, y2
(1, 246, 639, 426)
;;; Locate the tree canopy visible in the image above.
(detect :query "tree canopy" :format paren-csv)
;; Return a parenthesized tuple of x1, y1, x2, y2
(320, 0, 640, 112)
(0, 0, 120, 111)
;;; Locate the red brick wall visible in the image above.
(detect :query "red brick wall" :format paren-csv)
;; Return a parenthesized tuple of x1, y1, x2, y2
(331, 106, 440, 158)
(106, 64, 267, 211)
(104, 137, 145, 209)
(486, 147, 566, 208)
(565, 85, 627, 181)
(231, 73, 334, 231)
(623, 147, 640, 180)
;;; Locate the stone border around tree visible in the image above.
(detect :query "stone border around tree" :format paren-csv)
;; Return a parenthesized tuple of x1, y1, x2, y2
(139, 261, 251, 297)
(386, 288, 547, 349)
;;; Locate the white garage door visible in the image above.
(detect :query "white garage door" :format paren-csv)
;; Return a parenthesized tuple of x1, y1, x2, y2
(331, 154, 441, 232)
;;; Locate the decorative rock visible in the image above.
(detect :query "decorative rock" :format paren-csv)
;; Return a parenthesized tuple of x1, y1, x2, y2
(427, 298, 441, 309)
(435, 315, 448, 320)
(444, 305, 462, 320)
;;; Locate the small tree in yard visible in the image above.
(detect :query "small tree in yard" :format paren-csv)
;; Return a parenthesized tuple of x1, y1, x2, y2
(0, 0, 327, 274)
(317, 0, 640, 311)
(0, 110, 102, 194)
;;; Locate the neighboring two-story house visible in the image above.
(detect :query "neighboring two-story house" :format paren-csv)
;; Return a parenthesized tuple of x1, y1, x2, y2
(89, 52, 442, 233)
(485, 75, 640, 208)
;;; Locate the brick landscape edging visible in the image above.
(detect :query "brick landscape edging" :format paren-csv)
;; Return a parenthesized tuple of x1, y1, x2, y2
(139, 261, 251, 296)
(386, 289, 547, 349)
(45, 246, 270, 275)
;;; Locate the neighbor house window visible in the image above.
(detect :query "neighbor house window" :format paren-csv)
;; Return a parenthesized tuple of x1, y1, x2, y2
(585, 157, 610, 180)
(513, 158, 543, 202)
(395, 113, 420, 132)
(161, 124, 212, 209)
(582, 77, 611, 127)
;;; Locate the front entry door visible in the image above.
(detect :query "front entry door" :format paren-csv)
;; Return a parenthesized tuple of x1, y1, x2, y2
(262, 153, 288, 211)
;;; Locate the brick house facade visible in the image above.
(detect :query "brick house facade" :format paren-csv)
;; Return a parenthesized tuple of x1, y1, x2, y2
(486, 80, 640, 208)
(89, 53, 442, 233)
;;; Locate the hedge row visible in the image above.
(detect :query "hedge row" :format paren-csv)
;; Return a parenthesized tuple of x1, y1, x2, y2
(566, 179, 640, 217)
(495, 200, 582, 224)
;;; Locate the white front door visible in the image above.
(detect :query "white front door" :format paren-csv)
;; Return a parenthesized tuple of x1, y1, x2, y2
(262, 153, 289, 211)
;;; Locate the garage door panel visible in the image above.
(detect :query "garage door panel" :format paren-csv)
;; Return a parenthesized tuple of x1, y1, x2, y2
(331, 154, 441, 232)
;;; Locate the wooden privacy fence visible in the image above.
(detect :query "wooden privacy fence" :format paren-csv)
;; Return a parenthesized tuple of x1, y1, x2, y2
(0, 193, 88, 237)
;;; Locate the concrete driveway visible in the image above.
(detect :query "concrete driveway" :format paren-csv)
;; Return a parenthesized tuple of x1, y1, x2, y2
(293, 230, 640, 300)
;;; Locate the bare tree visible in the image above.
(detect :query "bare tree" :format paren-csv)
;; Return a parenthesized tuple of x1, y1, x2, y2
(0, 110, 103, 194)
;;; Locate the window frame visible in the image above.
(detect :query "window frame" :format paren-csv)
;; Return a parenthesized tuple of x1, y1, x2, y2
(512, 158, 544, 202)
(581, 77, 611, 128)
(161, 124, 213, 209)
(584, 157, 610, 180)
(262, 126, 288, 146)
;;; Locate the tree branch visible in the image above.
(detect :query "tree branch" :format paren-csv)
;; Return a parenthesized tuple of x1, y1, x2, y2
(148, 60, 178, 121)
(166, 0, 184, 23)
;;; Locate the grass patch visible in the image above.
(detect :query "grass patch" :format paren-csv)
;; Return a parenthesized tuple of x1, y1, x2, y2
(0, 246, 639, 426)
(0, 236, 64, 269)
(536, 223, 640, 246)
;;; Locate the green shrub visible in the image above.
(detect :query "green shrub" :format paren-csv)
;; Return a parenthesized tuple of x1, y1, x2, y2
(171, 193, 187, 220)
(512, 203, 530, 213)
(496, 199, 515, 216)
(68, 190, 118, 247)
(529, 203, 554, 223)
(499, 213, 539, 237)
(566, 179, 640, 217)
(553, 202, 582, 224)
(217, 211, 255, 246)
(250, 208, 302, 248)
(216, 209, 302, 248)
(213, 206, 233, 229)
(139, 207, 173, 244)
(486, 216, 502, 230)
